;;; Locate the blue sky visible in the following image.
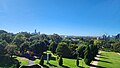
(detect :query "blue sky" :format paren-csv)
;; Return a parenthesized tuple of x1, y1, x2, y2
(0, 0, 120, 36)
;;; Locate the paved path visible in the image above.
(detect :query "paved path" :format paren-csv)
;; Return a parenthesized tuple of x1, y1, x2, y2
(28, 60, 34, 66)
(90, 51, 101, 68)
(117, 53, 120, 55)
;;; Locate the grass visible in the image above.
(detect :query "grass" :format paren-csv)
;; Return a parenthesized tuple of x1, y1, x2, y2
(34, 55, 89, 68)
(97, 51, 120, 68)
(16, 56, 28, 66)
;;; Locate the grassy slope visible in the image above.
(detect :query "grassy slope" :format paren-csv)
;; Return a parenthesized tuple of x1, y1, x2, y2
(98, 51, 120, 68)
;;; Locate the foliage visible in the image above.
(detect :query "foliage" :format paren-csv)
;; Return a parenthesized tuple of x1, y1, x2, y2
(56, 42, 72, 58)
(0, 40, 8, 55)
(30, 41, 47, 55)
(76, 45, 86, 58)
(0, 56, 19, 68)
(49, 42, 57, 54)
(39, 55, 44, 66)
(58, 55, 63, 66)
(5, 45, 17, 57)
(12, 34, 26, 48)
(0, 33, 14, 43)
(20, 41, 30, 53)
(111, 42, 120, 53)
(76, 58, 79, 66)
(84, 45, 92, 65)
(49, 34, 62, 43)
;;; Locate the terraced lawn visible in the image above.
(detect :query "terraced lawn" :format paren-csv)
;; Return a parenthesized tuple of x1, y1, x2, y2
(97, 51, 120, 68)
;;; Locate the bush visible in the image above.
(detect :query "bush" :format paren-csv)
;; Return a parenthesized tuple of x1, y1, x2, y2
(58, 55, 63, 66)
(76, 58, 79, 66)
(39, 55, 44, 66)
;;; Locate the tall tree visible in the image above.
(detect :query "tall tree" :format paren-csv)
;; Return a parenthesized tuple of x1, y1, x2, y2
(76, 45, 86, 59)
(49, 42, 57, 54)
(84, 45, 92, 65)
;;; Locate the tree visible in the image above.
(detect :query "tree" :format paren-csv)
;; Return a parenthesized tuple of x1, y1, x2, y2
(0, 33, 14, 43)
(20, 41, 30, 53)
(0, 40, 8, 55)
(84, 45, 92, 65)
(0, 30, 7, 34)
(69, 44, 78, 58)
(18, 32, 31, 38)
(112, 42, 120, 53)
(76, 58, 79, 66)
(12, 34, 26, 48)
(30, 41, 47, 55)
(40, 34, 49, 41)
(58, 55, 63, 66)
(49, 34, 62, 43)
(5, 45, 17, 57)
(56, 42, 72, 58)
(76, 45, 86, 59)
(49, 42, 57, 54)
(39, 55, 44, 66)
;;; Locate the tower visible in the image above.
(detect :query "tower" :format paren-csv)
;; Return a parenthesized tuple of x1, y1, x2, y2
(35, 29, 37, 34)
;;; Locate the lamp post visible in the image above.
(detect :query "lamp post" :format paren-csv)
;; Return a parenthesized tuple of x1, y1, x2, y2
(46, 53, 49, 64)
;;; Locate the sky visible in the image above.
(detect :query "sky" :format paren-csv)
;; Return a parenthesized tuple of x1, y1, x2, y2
(0, 0, 120, 36)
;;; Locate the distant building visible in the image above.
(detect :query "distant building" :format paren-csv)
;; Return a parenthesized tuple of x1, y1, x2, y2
(31, 29, 40, 35)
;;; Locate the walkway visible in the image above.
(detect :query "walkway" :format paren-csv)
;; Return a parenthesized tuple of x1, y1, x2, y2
(28, 60, 34, 66)
(117, 53, 120, 55)
(90, 51, 101, 68)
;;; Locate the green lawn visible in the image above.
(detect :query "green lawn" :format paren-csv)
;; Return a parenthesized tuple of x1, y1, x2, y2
(34, 55, 89, 68)
(98, 51, 120, 68)
(16, 56, 28, 66)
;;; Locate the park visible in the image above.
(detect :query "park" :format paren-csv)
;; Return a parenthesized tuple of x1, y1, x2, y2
(0, 30, 120, 68)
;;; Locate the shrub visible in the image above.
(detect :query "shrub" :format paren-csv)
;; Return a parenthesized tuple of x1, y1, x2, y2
(76, 58, 79, 66)
(58, 55, 63, 66)
(39, 55, 44, 66)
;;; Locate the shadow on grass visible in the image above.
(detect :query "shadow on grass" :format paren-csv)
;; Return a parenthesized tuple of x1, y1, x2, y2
(90, 64, 106, 68)
(43, 65, 49, 68)
(78, 66, 84, 68)
(94, 59, 112, 64)
(62, 65, 70, 68)
(98, 56, 109, 59)
(48, 63, 57, 67)
(50, 57, 56, 60)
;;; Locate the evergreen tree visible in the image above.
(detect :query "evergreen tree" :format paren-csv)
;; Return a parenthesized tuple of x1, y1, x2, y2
(40, 55, 44, 66)
(76, 58, 79, 66)
(84, 45, 92, 65)
(58, 55, 63, 66)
